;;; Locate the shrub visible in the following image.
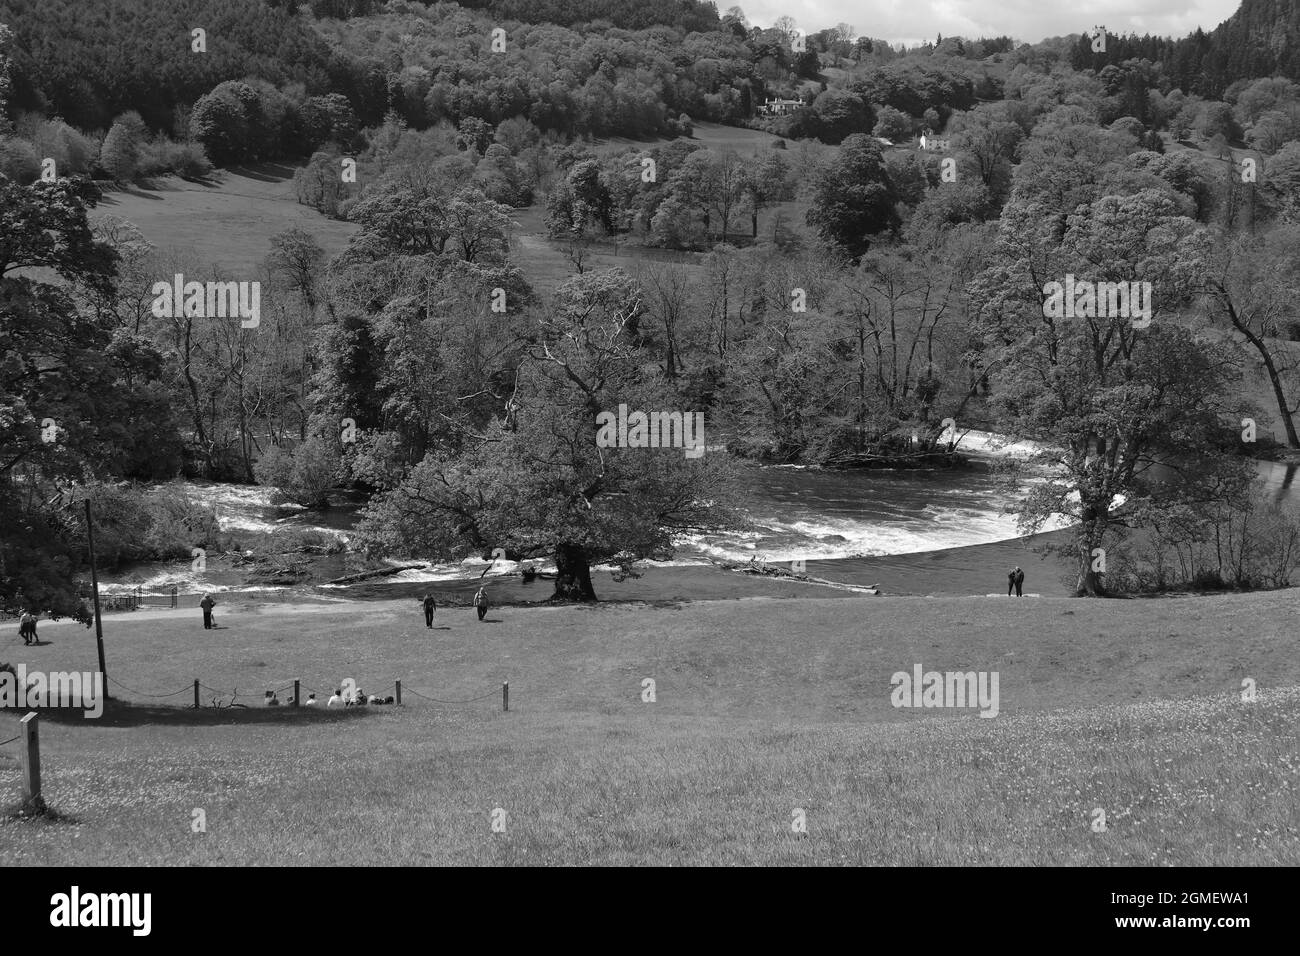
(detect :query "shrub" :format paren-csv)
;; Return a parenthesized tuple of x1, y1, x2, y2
(79, 482, 230, 571)
(17, 116, 98, 176)
(99, 112, 148, 182)
(265, 528, 348, 554)
(254, 435, 341, 510)
(137, 137, 213, 179)
(1104, 486, 1300, 594)
(294, 149, 349, 218)
(0, 135, 39, 181)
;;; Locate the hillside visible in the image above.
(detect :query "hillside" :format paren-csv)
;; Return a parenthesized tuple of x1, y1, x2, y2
(453, 0, 720, 31)
(0, 0, 342, 131)
(1085, 0, 1300, 96)
(95, 164, 357, 274)
(2, 591, 1296, 864)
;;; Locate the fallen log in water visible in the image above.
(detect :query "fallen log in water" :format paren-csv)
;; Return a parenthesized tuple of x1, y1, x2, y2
(712, 559, 880, 594)
(327, 564, 425, 585)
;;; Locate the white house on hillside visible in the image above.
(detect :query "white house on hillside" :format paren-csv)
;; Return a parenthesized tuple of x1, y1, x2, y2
(919, 129, 950, 151)
(760, 97, 803, 116)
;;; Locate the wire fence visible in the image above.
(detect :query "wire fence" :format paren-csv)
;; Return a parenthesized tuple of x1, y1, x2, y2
(0, 732, 21, 763)
(401, 686, 500, 704)
(106, 675, 192, 699)
(85, 674, 513, 710)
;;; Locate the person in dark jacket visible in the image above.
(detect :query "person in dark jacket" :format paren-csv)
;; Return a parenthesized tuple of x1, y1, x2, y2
(473, 586, 489, 621)
(421, 594, 437, 628)
(1008, 567, 1025, 597)
(200, 593, 216, 629)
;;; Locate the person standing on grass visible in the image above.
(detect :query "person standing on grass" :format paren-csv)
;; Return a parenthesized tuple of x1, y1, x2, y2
(421, 593, 437, 628)
(200, 592, 216, 629)
(474, 585, 489, 621)
(19, 611, 35, 645)
(1008, 567, 1025, 597)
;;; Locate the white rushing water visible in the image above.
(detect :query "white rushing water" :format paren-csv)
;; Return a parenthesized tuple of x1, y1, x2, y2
(98, 434, 1081, 592)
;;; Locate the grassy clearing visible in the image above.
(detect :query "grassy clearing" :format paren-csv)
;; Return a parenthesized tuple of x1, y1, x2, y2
(589, 121, 785, 158)
(1, 591, 1296, 865)
(95, 165, 358, 274)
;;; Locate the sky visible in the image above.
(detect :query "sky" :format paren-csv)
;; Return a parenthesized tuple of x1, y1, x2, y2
(738, 0, 1244, 48)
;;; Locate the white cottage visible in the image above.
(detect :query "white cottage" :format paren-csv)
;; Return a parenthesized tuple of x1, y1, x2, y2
(761, 97, 803, 116)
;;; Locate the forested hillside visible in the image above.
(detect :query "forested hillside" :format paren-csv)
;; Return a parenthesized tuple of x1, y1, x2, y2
(1075, 0, 1300, 97)
(6, 0, 1300, 610)
(0, 0, 347, 131)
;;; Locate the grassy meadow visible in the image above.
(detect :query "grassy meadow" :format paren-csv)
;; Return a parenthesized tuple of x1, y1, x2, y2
(94, 164, 358, 275)
(94, 122, 824, 304)
(21, 122, 1293, 866)
(1, 591, 1296, 865)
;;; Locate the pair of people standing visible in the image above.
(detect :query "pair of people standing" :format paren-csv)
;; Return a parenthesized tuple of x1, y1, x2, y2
(419, 587, 490, 626)
(1007, 567, 1026, 597)
(18, 612, 38, 645)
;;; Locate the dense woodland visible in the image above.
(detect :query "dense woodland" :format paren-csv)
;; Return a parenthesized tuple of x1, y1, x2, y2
(5, 0, 1300, 612)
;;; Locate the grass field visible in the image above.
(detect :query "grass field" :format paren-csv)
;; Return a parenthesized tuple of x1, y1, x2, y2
(94, 164, 358, 275)
(98, 145, 812, 303)
(590, 120, 786, 157)
(2, 591, 1296, 865)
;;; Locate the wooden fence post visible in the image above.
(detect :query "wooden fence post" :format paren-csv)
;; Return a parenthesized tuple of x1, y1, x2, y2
(20, 712, 43, 811)
(395, 680, 401, 706)
(293, 679, 300, 707)
(194, 679, 200, 709)
(503, 680, 509, 712)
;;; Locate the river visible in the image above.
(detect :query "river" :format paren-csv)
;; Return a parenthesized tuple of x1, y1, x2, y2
(94, 433, 1300, 598)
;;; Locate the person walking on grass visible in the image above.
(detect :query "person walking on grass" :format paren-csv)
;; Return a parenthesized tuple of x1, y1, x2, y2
(1008, 567, 1025, 597)
(474, 585, 489, 622)
(200, 592, 216, 629)
(421, 593, 437, 628)
(19, 611, 36, 645)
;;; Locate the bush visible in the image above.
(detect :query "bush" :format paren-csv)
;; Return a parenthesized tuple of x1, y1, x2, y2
(17, 116, 98, 176)
(137, 137, 213, 179)
(254, 435, 341, 510)
(294, 149, 349, 218)
(1104, 487, 1300, 594)
(79, 482, 230, 571)
(265, 528, 348, 554)
(99, 112, 147, 182)
(0, 135, 39, 181)
(873, 105, 913, 142)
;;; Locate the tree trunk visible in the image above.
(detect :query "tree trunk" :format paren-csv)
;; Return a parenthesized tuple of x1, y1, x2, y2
(1214, 281, 1300, 448)
(551, 542, 597, 602)
(180, 318, 211, 477)
(1075, 503, 1108, 596)
(1246, 330, 1300, 447)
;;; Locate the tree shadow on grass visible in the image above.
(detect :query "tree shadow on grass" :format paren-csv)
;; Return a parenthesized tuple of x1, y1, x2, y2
(28, 699, 379, 730)
(0, 799, 79, 825)
(110, 183, 166, 201)
(226, 162, 297, 183)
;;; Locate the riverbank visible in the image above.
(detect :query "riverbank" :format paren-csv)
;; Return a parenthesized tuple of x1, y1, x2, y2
(87, 526, 1078, 613)
(346, 528, 1075, 604)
